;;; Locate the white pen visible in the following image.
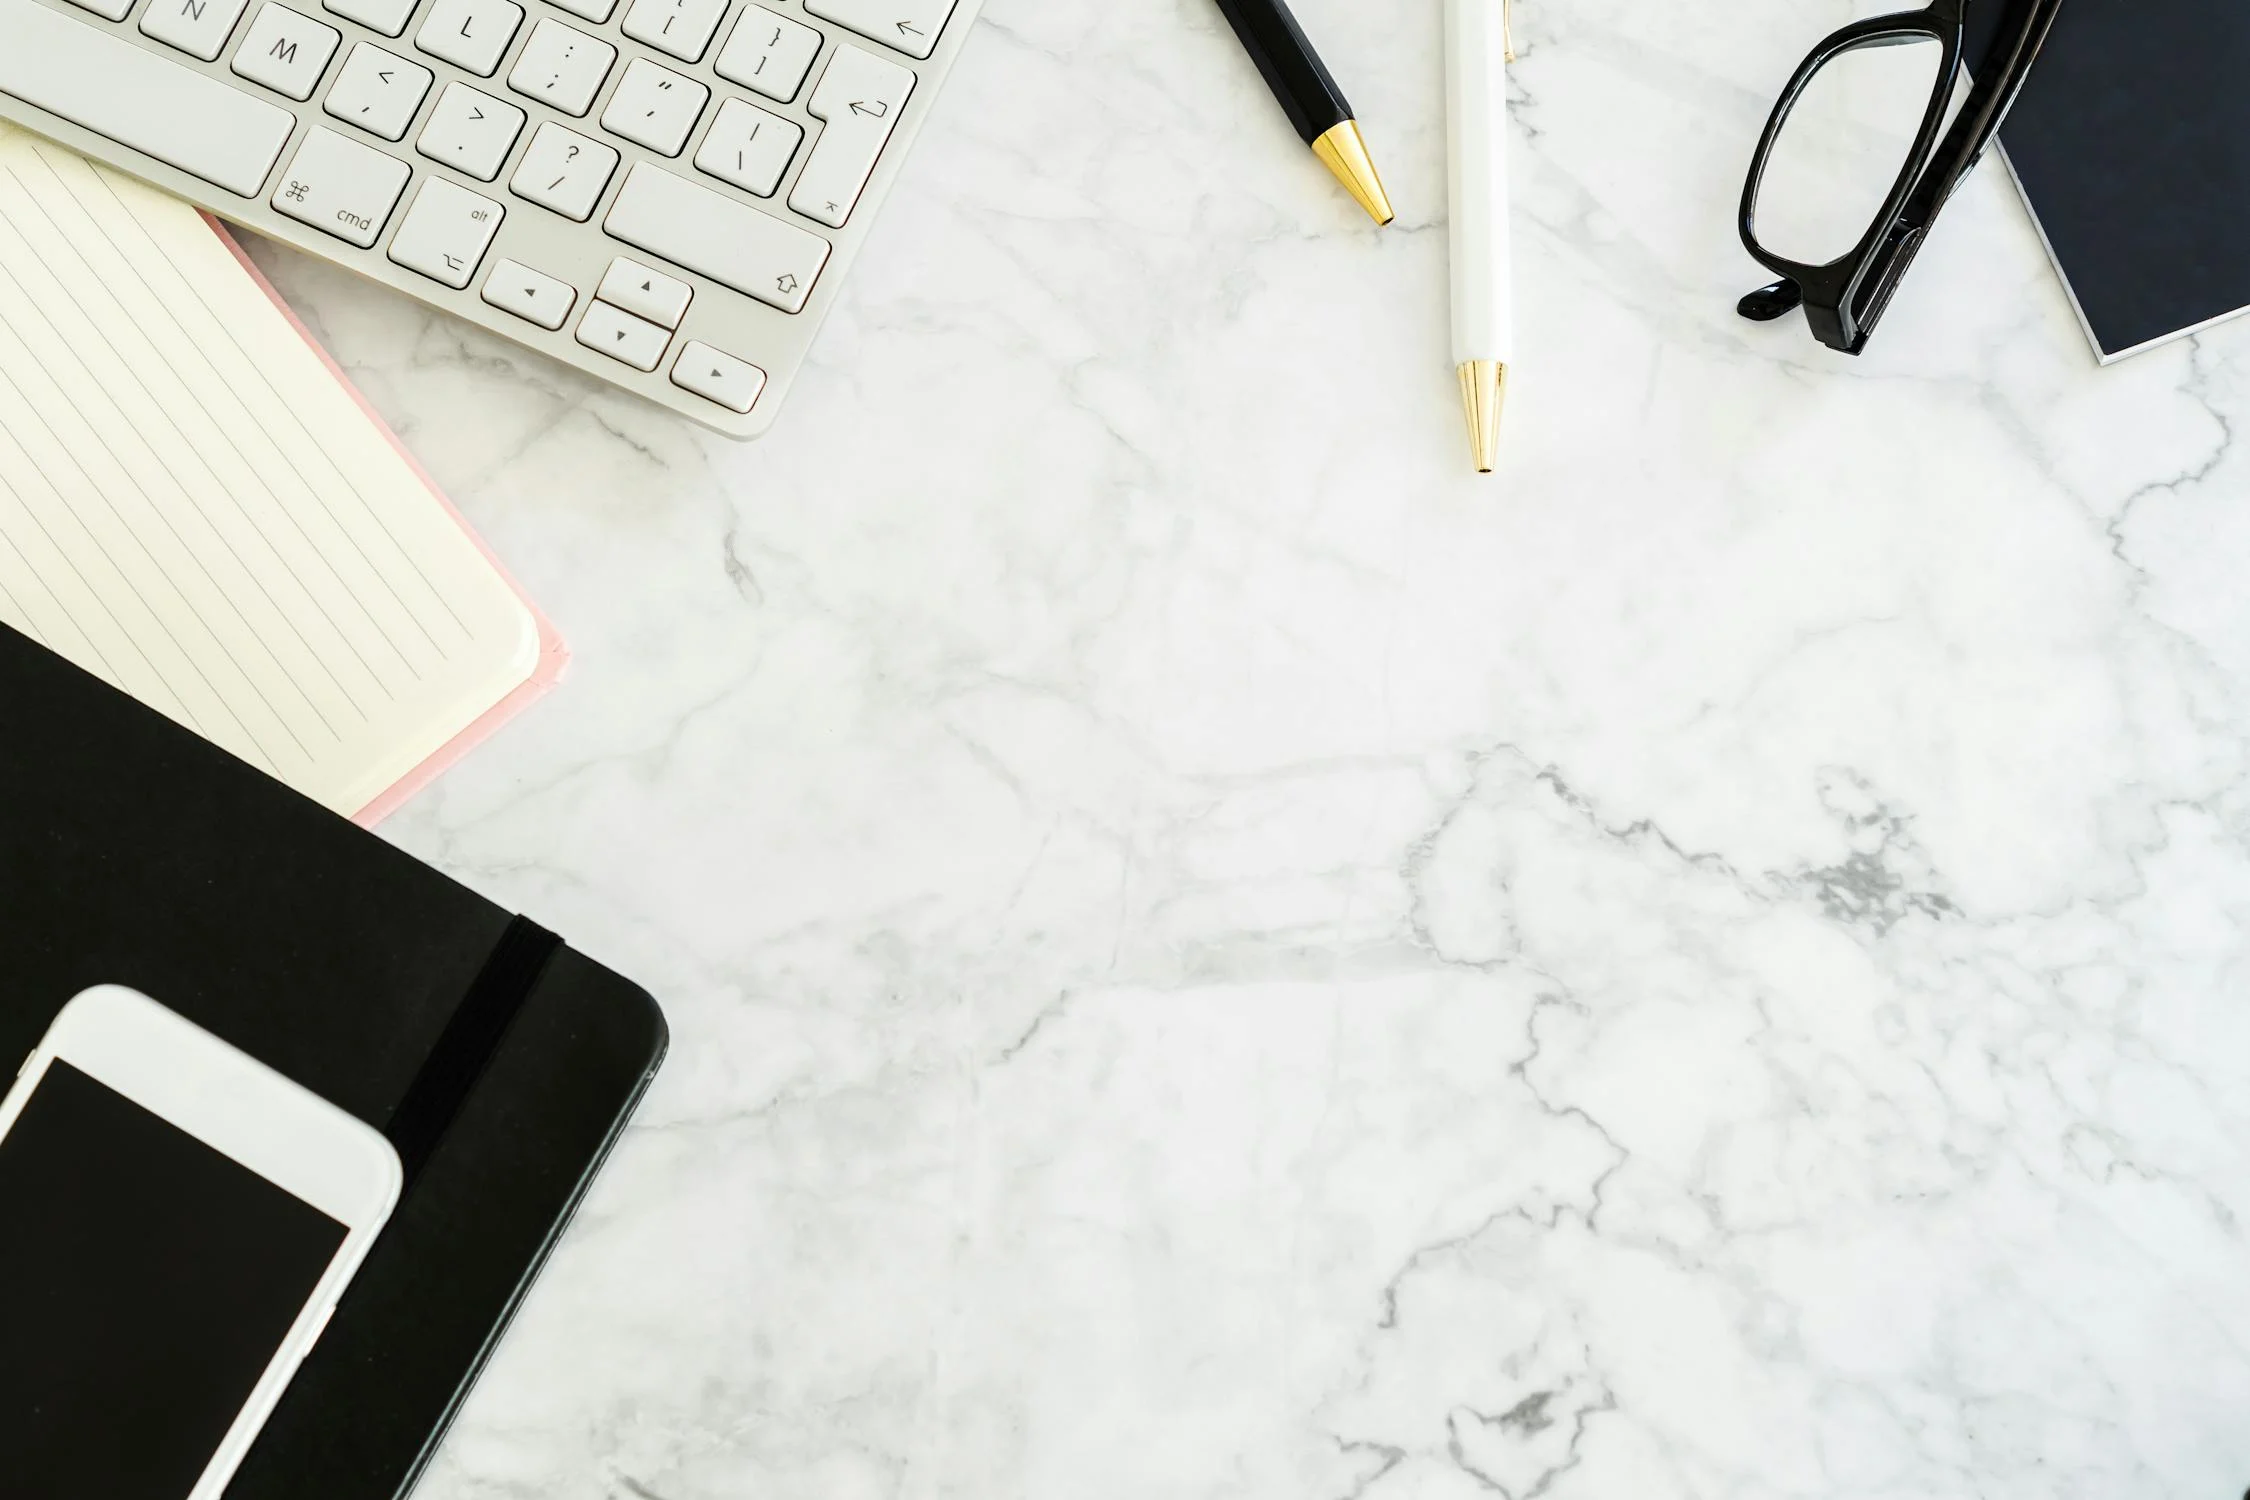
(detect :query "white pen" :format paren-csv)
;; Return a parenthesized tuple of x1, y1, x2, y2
(1446, 0, 1514, 473)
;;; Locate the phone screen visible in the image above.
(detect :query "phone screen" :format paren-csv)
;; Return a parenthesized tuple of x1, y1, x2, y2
(0, 1059, 349, 1497)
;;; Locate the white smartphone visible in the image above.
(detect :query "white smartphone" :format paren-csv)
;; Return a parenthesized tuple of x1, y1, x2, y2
(0, 985, 403, 1498)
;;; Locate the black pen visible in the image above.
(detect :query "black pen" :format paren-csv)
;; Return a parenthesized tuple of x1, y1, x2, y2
(1211, 0, 1395, 225)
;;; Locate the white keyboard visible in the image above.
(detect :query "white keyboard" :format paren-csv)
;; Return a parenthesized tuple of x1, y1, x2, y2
(0, 0, 978, 437)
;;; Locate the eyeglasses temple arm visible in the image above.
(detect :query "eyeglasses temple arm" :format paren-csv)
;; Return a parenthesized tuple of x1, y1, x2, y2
(1899, 0, 2064, 231)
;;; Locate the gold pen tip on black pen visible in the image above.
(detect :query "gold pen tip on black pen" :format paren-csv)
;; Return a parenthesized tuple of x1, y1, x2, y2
(1311, 120, 1395, 225)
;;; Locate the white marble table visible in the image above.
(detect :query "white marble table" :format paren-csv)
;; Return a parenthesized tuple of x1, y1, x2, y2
(243, 0, 2250, 1493)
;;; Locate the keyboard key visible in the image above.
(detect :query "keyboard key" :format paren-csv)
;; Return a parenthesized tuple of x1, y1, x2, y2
(600, 57, 707, 156)
(271, 125, 410, 246)
(671, 340, 765, 412)
(140, 0, 252, 61)
(694, 97, 800, 197)
(789, 42, 912, 228)
(510, 121, 618, 220)
(507, 17, 614, 117)
(804, 0, 953, 60)
(604, 162, 829, 313)
(620, 0, 725, 62)
(0, 0, 294, 196)
(63, 0, 134, 22)
(417, 82, 524, 180)
(322, 0, 414, 33)
(141, 0, 255, 60)
(232, 4, 342, 101)
(324, 42, 432, 140)
(576, 300, 670, 370)
(482, 258, 577, 328)
(713, 5, 822, 101)
(388, 176, 504, 287)
(597, 257, 691, 326)
(415, 0, 522, 76)
(543, 0, 614, 22)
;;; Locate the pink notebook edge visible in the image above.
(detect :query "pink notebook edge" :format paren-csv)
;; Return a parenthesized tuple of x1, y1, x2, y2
(205, 215, 570, 829)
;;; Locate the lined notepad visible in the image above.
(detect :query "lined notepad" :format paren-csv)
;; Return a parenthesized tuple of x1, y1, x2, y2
(0, 125, 548, 819)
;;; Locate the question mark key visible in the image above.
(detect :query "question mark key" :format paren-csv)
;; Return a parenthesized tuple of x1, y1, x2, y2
(509, 121, 618, 221)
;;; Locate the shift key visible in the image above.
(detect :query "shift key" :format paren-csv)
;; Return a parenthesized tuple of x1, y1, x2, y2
(604, 163, 829, 314)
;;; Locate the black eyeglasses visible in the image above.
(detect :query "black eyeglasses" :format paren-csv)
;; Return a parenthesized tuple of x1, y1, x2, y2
(1735, 0, 2063, 354)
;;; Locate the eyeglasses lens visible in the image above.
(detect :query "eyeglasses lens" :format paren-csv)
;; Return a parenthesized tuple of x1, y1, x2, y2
(1752, 34, 1945, 265)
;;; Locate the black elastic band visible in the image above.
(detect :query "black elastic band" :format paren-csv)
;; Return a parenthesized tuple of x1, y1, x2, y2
(384, 915, 561, 1181)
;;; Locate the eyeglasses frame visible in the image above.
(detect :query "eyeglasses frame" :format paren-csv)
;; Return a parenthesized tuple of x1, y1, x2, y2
(1737, 0, 2065, 353)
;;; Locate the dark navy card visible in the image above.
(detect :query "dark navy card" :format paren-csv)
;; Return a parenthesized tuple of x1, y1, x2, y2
(1996, 0, 2250, 359)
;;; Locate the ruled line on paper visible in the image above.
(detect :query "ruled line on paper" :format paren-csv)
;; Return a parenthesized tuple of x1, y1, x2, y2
(44, 167, 435, 682)
(0, 372, 262, 759)
(0, 123, 541, 816)
(0, 207, 327, 763)
(0, 564, 46, 648)
(5, 174, 378, 716)
(0, 350, 307, 762)
(0, 235, 340, 748)
(84, 153, 473, 646)
(6, 159, 415, 703)
(0, 485, 88, 663)
(0, 369, 201, 732)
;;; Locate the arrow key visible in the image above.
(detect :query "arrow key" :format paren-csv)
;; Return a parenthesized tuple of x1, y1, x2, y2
(577, 300, 673, 371)
(671, 340, 766, 414)
(598, 256, 694, 327)
(482, 258, 578, 330)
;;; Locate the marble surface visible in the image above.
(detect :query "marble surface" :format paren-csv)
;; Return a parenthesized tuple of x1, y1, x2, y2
(242, 0, 2250, 1493)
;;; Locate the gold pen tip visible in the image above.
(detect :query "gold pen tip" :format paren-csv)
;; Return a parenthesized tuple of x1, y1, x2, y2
(1311, 120, 1395, 226)
(1457, 361, 1506, 474)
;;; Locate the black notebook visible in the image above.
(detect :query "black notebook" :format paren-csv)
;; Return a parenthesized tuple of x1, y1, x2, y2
(0, 622, 667, 1498)
(1993, 0, 2250, 360)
